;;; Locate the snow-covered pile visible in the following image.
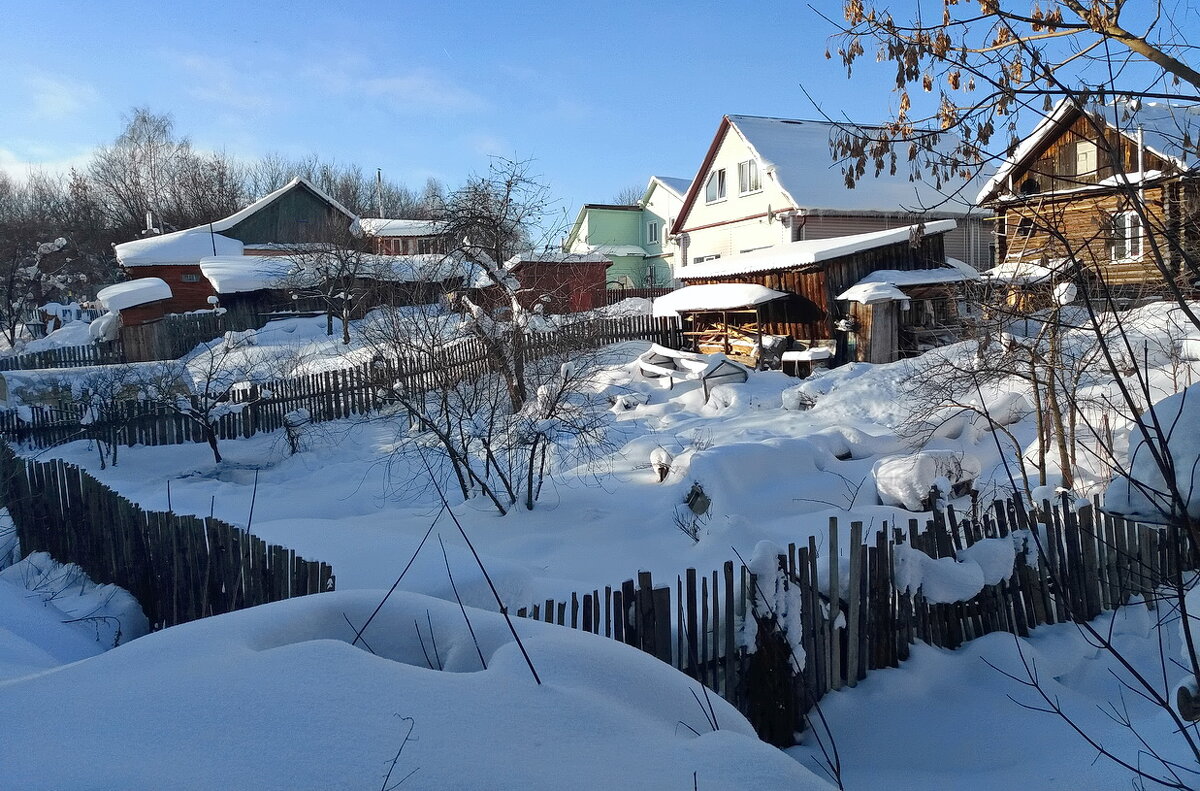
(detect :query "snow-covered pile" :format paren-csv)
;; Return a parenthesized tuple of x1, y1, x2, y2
(1105, 382, 1200, 521)
(873, 450, 982, 511)
(0, 588, 825, 790)
(0, 550, 148, 681)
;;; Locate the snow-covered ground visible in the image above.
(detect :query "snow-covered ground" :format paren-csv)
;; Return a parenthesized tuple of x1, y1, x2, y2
(4, 300, 1200, 788)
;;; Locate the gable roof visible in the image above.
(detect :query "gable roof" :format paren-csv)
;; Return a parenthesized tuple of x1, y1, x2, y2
(643, 176, 691, 203)
(976, 98, 1200, 204)
(679, 219, 956, 280)
(114, 177, 357, 267)
(673, 115, 979, 234)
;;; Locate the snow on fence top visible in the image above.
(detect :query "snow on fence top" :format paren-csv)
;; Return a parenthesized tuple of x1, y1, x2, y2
(97, 278, 173, 311)
(200, 256, 293, 294)
(679, 219, 957, 280)
(979, 259, 1062, 284)
(652, 283, 789, 317)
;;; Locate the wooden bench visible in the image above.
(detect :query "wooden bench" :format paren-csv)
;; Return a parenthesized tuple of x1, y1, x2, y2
(636, 344, 750, 399)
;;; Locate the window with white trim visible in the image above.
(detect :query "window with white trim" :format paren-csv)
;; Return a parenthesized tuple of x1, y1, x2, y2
(704, 169, 726, 203)
(1075, 141, 1097, 176)
(1110, 210, 1143, 260)
(646, 220, 660, 244)
(738, 159, 760, 194)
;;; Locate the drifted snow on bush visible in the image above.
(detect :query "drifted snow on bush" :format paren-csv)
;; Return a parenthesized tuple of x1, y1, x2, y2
(744, 540, 805, 670)
(1105, 383, 1200, 521)
(873, 450, 981, 511)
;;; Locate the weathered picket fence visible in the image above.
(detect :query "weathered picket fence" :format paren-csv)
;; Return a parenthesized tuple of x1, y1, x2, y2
(0, 314, 681, 451)
(517, 495, 1190, 746)
(0, 443, 333, 630)
(0, 341, 123, 372)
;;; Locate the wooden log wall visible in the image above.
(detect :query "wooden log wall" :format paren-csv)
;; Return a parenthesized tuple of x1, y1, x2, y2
(0, 315, 682, 452)
(0, 442, 333, 630)
(517, 495, 1192, 747)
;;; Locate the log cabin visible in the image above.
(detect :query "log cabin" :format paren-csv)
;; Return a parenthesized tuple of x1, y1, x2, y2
(976, 98, 1200, 296)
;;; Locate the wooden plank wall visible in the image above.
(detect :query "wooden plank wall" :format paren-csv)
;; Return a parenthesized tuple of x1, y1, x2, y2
(517, 495, 1191, 746)
(0, 315, 683, 451)
(0, 442, 333, 630)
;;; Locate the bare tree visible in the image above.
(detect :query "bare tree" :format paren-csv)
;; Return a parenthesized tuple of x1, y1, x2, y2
(611, 184, 643, 205)
(279, 216, 384, 344)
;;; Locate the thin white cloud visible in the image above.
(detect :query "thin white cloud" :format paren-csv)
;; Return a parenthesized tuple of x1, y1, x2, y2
(24, 73, 100, 121)
(172, 54, 277, 113)
(0, 147, 93, 181)
(319, 67, 487, 114)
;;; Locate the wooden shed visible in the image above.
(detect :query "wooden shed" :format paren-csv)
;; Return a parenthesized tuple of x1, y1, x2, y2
(675, 220, 970, 365)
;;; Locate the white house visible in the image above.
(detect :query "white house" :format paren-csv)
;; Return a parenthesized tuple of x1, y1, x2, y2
(670, 115, 992, 274)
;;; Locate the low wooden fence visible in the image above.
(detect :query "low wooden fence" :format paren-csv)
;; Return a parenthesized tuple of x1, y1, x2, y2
(0, 314, 681, 451)
(605, 287, 673, 304)
(0, 341, 122, 372)
(518, 495, 1190, 746)
(0, 443, 333, 630)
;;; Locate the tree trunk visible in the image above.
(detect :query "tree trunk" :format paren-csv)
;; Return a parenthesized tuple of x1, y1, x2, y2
(205, 424, 222, 463)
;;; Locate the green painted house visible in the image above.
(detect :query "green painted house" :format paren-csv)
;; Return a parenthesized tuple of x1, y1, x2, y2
(564, 176, 690, 289)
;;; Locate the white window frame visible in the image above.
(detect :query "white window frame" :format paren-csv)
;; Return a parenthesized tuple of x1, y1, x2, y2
(1075, 141, 1097, 176)
(1110, 210, 1143, 261)
(704, 169, 726, 204)
(646, 220, 660, 244)
(738, 159, 761, 195)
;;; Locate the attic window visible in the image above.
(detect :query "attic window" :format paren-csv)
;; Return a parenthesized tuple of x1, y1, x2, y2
(1075, 141, 1097, 176)
(1019, 178, 1040, 196)
(705, 169, 726, 203)
(738, 160, 761, 194)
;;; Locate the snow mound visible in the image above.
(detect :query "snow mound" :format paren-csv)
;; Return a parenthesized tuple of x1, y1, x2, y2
(1105, 383, 1200, 521)
(0, 551, 149, 681)
(0, 589, 825, 790)
(873, 450, 982, 510)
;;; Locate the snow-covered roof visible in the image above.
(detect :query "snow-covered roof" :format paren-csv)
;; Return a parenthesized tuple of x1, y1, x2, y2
(680, 220, 957, 280)
(648, 176, 691, 200)
(114, 176, 356, 267)
(200, 256, 293, 294)
(979, 260, 1059, 285)
(725, 115, 979, 215)
(503, 251, 611, 269)
(855, 266, 978, 288)
(96, 278, 173, 311)
(837, 282, 911, 304)
(363, 254, 471, 284)
(115, 229, 244, 267)
(576, 243, 647, 258)
(357, 218, 443, 237)
(652, 283, 790, 317)
(977, 99, 1200, 204)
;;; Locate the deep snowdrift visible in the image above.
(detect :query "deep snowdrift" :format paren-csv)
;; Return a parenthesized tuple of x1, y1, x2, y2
(0, 589, 826, 790)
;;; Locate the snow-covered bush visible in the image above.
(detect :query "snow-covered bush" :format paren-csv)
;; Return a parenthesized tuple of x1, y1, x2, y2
(1105, 383, 1200, 521)
(873, 450, 982, 510)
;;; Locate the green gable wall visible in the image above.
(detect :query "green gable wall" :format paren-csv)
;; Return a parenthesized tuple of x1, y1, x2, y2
(223, 185, 345, 245)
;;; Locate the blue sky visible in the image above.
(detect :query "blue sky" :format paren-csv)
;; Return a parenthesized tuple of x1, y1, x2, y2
(0, 0, 908, 218)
